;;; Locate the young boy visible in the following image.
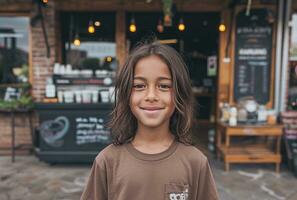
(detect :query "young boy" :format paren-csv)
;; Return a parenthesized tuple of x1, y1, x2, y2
(81, 42, 219, 200)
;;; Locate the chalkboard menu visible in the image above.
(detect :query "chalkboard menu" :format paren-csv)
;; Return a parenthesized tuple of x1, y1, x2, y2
(35, 103, 113, 163)
(234, 9, 273, 104)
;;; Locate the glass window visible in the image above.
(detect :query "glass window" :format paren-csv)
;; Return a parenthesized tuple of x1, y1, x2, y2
(0, 16, 29, 84)
(61, 12, 117, 71)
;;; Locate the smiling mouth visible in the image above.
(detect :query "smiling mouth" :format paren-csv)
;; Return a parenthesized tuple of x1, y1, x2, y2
(140, 107, 164, 111)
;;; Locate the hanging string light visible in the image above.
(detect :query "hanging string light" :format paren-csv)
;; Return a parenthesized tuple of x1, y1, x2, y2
(219, 23, 226, 32)
(94, 20, 101, 27)
(129, 15, 136, 33)
(73, 16, 80, 46)
(73, 32, 80, 46)
(218, 15, 226, 32)
(106, 56, 112, 62)
(88, 20, 95, 33)
(73, 33, 80, 46)
(157, 18, 164, 33)
(178, 17, 185, 32)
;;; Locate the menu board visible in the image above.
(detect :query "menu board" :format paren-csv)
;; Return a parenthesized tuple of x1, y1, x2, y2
(234, 9, 273, 104)
(37, 103, 112, 151)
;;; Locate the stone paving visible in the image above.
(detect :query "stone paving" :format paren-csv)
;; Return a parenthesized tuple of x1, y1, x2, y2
(0, 155, 297, 200)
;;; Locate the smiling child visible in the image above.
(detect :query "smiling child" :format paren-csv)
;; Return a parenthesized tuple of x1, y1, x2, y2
(81, 41, 219, 200)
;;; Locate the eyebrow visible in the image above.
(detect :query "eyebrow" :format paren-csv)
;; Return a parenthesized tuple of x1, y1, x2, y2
(133, 76, 172, 81)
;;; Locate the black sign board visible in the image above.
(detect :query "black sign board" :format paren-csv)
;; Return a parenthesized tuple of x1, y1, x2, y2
(35, 103, 113, 163)
(234, 9, 273, 104)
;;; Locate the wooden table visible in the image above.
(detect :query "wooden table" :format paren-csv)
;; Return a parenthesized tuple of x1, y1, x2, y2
(216, 122, 283, 172)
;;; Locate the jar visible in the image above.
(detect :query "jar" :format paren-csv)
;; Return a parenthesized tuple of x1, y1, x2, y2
(258, 105, 267, 123)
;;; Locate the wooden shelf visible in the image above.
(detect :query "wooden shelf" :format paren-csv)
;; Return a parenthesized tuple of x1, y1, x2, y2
(219, 144, 281, 163)
(216, 123, 283, 172)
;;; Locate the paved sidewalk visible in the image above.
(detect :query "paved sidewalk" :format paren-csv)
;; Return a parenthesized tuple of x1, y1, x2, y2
(0, 156, 297, 200)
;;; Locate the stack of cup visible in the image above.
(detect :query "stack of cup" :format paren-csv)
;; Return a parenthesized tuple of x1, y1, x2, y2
(64, 91, 74, 103)
(82, 91, 92, 103)
(92, 91, 99, 103)
(100, 90, 110, 103)
(58, 91, 64, 103)
(75, 91, 82, 103)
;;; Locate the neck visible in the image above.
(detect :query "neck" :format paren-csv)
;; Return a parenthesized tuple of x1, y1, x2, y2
(132, 122, 174, 147)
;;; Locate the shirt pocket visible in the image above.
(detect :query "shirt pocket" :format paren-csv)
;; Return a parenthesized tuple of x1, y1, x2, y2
(164, 183, 189, 200)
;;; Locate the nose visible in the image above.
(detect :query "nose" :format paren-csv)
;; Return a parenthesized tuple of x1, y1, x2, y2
(145, 86, 159, 102)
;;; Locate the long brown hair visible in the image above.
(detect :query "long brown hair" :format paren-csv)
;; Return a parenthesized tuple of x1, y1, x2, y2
(109, 41, 195, 145)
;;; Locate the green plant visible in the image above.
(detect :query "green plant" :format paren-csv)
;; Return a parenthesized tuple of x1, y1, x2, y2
(162, 0, 173, 17)
(0, 83, 33, 110)
(0, 95, 33, 110)
(0, 99, 18, 110)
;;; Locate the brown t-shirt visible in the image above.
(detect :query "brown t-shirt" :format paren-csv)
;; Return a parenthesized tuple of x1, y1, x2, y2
(81, 141, 219, 200)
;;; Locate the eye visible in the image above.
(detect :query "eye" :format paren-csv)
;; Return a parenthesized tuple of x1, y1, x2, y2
(158, 84, 172, 90)
(133, 83, 146, 90)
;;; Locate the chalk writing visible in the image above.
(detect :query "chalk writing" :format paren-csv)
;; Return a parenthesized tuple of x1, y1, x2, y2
(75, 117, 111, 145)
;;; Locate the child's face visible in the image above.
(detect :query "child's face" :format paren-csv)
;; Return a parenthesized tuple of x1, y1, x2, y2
(130, 55, 175, 130)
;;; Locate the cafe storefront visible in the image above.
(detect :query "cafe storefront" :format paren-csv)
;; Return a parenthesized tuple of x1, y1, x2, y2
(0, 0, 294, 170)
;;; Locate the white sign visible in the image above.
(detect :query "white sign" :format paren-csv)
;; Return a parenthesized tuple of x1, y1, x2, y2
(207, 56, 217, 76)
(71, 42, 116, 59)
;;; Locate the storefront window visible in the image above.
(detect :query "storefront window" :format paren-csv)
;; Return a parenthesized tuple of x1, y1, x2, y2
(0, 16, 29, 84)
(61, 12, 117, 71)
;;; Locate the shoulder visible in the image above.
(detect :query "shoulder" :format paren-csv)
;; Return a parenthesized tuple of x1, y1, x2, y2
(176, 142, 208, 166)
(177, 142, 207, 159)
(94, 144, 126, 165)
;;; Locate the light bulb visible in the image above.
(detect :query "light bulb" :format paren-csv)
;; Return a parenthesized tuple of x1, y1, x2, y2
(88, 21, 95, 34)
(178, 24, 185, 31)
(157, 24, 164, 33)
(219, 24, 226, 32)
(42, 0, 48, 3)
(129, 23, 136, 32)
(157, 19, 164, 33)
(106, 56, 112, 62)
(164, 14, 171, 26)
(94, 21, 101, 27)
(178, 18, 185, 32)
(74, 38, 80, 46)
(129, 17, 136, 33)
